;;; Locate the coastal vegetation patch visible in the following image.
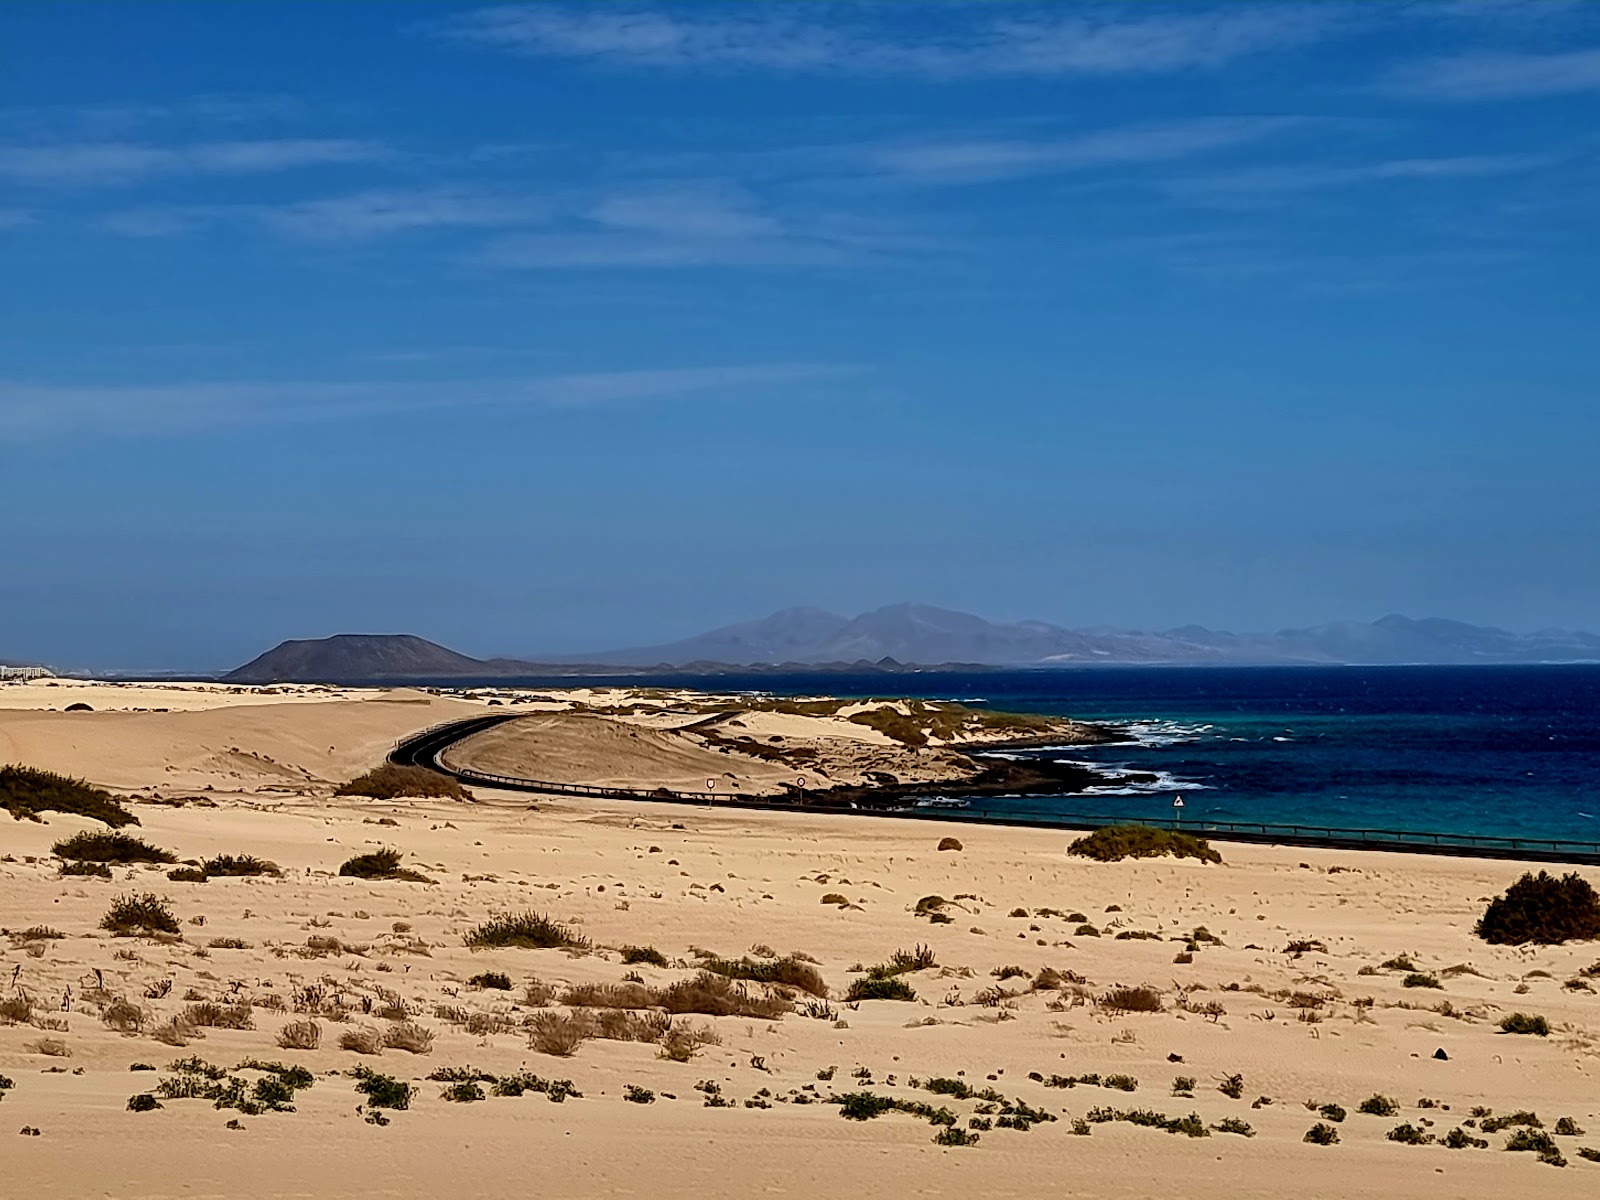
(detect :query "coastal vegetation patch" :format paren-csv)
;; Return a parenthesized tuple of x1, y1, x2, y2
(2, 764, 136, 827)
(101, 893, 180, 937)
(464, 911, 588, 950)
(336, 764, 470, 801)
(1067, 825, 1222, 865)
(339, 848, 431, 883)
(53, 830, 175, 864)
(1476, 871, 1600, 945)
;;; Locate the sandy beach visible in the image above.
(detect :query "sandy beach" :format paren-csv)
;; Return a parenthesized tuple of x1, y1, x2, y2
(3, 681, 1597, 1198)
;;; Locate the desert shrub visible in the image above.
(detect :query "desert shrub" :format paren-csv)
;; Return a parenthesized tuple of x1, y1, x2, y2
(276, 1019, 321, 1050)
(661, 973, 790, 1018)
(620, 945, 668, 967)
(1443, 1126, 1489, 1149)
(338, 848, 430, 883)
(126, 1092, 162, 1112)
(53, 830, 174, 864)
(1214, 1117, 1256, 1137)
(1304, 1122, 1340, 1145)
(30, 1037, 71, 1056)
(658, 1023, 720, 1062)
(702, 954, 827, 997)
(1286, 939, 1329, 956)
(1504, 1126, 1566, 1165)
(847, 706, 928, 747)
(837, 1092, 899, 1120)
(101, 893, 179, 936)
(992, 965, 1030, 981)
(167, 867, 208, 883)
(933, 1126, 980, 1146)
(201, 854, 280, 877)
(1388, 1123, 1434, 1145)
(350, 1065, 413, 1110)
(383, 1021, 434, 1054)
(1, 765, 136, 827)
(846, 976, 916, 1002)
(337, 764, 469, 800)
(100, 998, 147, 1033)
(821, 893, 849, 906)
(183, 1002, 253, 1030)
(1555, 1117, 1583, 1136)
(937, 837, 963, 851)
(529, 1012, 592, 1057)
(62, 860, 112, 878)
(1, 993, 34, 1024)
(1576, 1146, 1600, 1163)
(207, 937, 249, 950)
(338, 1026, 385, 1055)
(623, 1083, 655, 1104)
(1067, 825, 1221, 864)
(464, 911, 587, 950)
(1480, 1110, 1542, 1133)
(1319, 1103, 1347, 1123)
(1476, 871, 1600, 946)
(1172, 1076, 1196, 1096)
(1402, 972, 1443, 989)
(1218, 1074, 1245, 1100)
(1358, 1094, 1400, 1117)
(467, 971, 512, 991)
(522, 979, 555, 1007)
(1074, 923, 1101, 937)
(1099, 986, 1163, 1014)
(1499, 1012, 1550, 1036)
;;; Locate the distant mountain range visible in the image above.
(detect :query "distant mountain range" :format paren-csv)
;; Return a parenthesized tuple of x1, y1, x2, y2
(221, 604, 1600, 683)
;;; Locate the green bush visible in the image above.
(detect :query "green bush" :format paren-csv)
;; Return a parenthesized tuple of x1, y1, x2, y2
(1388, 1123, 1435, 1145)
(54, 831, 174, 864)
(350, 1066, 414, 1110)
(101, 893, 180, 936)
(464, 911, 588, 950)
(336, 764, 470, 800)
(201, 854, 280, 877)
(1499, 1012, 1550, 1036)
(1476, 871, 1600, 945)
(62, 860, 112, 878)
(845, 976, 916, 1002)
(1067, 825, 1221, 865)
(620, 945, 668, 967)
(1304, 1122, 1340, 1145)
(338, 848, 430, 883)
(2, 765, 136, 827)
(1357, 1094, 1400, 1117)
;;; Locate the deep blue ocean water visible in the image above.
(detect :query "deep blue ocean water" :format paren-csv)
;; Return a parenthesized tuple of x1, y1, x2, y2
(508, 665, 1600, 843)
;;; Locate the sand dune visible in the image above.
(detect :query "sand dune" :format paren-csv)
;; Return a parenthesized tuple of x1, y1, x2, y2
(2, 683, 1597, 1198)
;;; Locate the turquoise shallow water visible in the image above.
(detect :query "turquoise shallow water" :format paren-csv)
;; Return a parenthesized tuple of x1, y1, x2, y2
(631, 664, 1600, 843)
(461, 664, 1600, 844)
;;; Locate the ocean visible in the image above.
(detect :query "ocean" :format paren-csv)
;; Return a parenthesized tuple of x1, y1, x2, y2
(537, 664, 1600, 845)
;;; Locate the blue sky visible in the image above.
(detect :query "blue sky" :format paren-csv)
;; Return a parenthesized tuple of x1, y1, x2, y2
(3, 1, 1598, 669)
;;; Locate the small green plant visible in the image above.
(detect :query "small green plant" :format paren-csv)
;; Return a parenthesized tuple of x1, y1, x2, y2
(54, 831, 174, 864)
(1388, 1123, 1435, 1145)
(338, 848, 430, 883)
(1499, 1012, 1550, 1036)
(1443, 1126, 1489, 1149)
(336, 764, 469, 800)
(1171, 1076, 1196, 1096)
(1067, 825, 1221, 864)
(351, 1066, 414, 1110)
(2, 765, 136, 827)
(1476, 870, 1600, 946)
(464, 911, 587, 950)
(1358, 1094, 1400, 1117)
(837, 1092, 898, 1120)
(1213, 1117, 1255, 1137)
(1304, 1122, 1340, 1145)
(623, 1084, 656, 1104)
(441, 1080, 485, 1102)
(933, 1125, 979, 1146)
(101, 893, 179, 936)
(845, 976, 916, 1002)
(620, 945, 668, 967)
(1218, 1073, 1244, 1099)
(201, 854, 280, 877)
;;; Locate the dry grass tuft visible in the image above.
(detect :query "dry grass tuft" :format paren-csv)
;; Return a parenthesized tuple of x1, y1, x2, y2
(276, 1018, 321, 1050)
(382, 1021, 435, 1054)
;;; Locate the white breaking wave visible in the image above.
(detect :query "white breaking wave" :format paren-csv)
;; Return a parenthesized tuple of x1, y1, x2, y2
(1103, 719, 1217, 748)
(1053, 758, 1211, 797)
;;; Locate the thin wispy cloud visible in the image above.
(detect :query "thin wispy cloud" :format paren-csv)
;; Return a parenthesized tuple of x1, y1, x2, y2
(0, 363, 859, 439)
(436, 3, 1344, 77)
(1162, 152, 1553, 205)
(860, 117, 1303, 185)
(1384, 46, 1600, 100)
(0, 138, 388, 187)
